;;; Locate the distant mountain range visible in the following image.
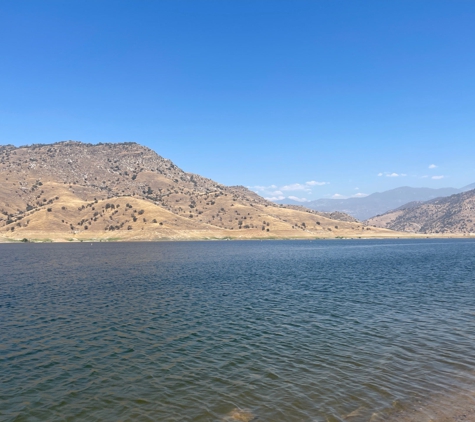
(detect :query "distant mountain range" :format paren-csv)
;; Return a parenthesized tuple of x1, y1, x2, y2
(276, 184, 475, 220)
(367, 188, 475, 234)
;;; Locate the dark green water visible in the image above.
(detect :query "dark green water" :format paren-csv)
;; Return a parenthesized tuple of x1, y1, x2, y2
(1, 240, 475, 421)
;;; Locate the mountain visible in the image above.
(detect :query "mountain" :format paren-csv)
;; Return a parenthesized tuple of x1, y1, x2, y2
(0, 141, 401, 242)
(462, 182, 475, 191)
(277, 204, 359, 223)
(277, 186, 470, 220)
(366, 189, 475, 234)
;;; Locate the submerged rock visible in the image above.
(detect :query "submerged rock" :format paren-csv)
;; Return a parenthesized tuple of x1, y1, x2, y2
(224, 407, 256, 422)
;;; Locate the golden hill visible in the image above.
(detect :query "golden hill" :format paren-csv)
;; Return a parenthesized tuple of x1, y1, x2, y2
(1, 141, 409, 242)
(367, 189, 475, 234)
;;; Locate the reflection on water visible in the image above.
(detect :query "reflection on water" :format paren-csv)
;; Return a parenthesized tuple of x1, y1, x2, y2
(1, 240, 475, 421)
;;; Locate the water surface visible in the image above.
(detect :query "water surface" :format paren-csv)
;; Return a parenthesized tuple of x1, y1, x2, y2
(1, 240, 475, 421)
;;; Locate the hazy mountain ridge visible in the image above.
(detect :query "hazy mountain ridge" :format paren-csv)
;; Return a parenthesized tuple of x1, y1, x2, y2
(277, 185, 474, 220)
(1, 141, 397, 241)
(280, 204, 359, 223)
(366, 189, 475, 234)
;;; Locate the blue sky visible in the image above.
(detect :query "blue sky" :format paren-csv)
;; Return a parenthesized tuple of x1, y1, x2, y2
(1, 1, 475, 201)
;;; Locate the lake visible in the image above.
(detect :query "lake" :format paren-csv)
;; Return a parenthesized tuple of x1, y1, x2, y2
(1, 239, 475, 421)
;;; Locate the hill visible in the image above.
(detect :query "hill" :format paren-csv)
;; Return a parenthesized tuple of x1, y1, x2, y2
(0, 141, 404, 242)
(366, 189, 475, 234)
(276, 186, 471, 220)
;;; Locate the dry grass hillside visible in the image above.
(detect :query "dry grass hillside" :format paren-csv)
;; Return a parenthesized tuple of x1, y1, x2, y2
(367, 190, 475, 234)
(0, 141, 408, 242)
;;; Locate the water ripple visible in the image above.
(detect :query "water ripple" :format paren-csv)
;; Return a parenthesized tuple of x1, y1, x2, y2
(1, 240, 475, 421)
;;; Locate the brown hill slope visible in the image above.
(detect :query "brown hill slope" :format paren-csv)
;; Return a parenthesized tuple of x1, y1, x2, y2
(0, 141, 404, 241)
(367, 190, 475, 234)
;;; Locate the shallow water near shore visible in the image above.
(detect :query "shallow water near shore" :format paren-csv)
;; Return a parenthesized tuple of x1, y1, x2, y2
(1, 239, 475, 421)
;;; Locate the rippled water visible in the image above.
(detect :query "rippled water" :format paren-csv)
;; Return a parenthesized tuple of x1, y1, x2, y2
(1, 240, 475, 421)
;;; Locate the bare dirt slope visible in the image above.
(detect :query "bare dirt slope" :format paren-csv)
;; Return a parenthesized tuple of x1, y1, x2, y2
(0, 141, 408, 241)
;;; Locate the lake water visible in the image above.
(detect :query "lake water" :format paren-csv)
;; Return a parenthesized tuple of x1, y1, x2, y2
(1, 240, 475, 421)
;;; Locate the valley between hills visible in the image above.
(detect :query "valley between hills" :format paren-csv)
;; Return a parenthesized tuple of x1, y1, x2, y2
(0, 141, 463, 242)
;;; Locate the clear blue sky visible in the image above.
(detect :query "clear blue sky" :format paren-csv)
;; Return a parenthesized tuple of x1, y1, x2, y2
(1, 1, 474, 201)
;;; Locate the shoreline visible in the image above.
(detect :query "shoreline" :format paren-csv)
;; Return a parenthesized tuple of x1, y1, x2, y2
(1, 234, 474, 243)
